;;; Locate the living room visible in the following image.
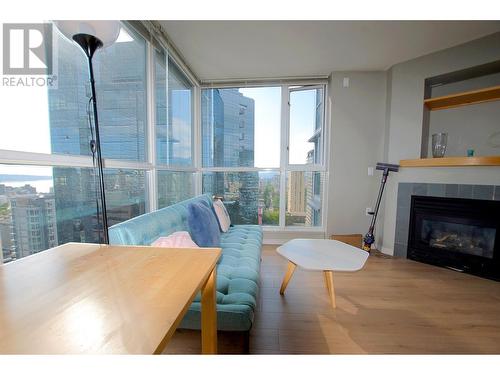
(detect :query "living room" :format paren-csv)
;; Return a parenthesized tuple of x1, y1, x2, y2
(1, 1, 500, 373)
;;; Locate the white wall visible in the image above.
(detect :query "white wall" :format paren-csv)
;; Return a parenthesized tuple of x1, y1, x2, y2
(380, 32, 500, 255)
(426, 73, 500, 157)
(326, 72, 387, 237)
(384, 32, 500, 165)
(265, 32, 500, 248)
(321, 33, 500, 252)
(428, 101, 500, 157)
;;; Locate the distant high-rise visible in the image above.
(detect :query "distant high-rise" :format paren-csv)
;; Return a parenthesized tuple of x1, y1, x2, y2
(202, 89, 255, 167)
(0, 210, 14, 262)
(10, 195, 58, 259)
(287, 171, 306, 216)
(49, 33, 146, 161)
(202, 89, 259, 224)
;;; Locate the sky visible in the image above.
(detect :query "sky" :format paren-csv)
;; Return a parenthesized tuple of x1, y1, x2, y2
(0, 84, 52, 176)
(239, 87, 281, 167)
(240, 86, 318, 167)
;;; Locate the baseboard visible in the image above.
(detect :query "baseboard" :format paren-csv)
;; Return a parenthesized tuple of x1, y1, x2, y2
(263, 239, 285, 245)
(381, 246, 394, 256)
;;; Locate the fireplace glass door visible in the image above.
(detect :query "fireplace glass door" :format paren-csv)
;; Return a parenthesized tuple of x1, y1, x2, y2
(420, 219, 496, 258)
(408, 195, 500, 281)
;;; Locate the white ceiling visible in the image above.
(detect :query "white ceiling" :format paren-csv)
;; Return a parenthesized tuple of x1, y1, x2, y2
(158, 21, 500, 81)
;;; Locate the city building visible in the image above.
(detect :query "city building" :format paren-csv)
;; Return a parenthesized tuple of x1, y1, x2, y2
(305, 150, 322, 226)
(10, 194, 58, 259)
(287, 171, 306, 219)
(0, 207, 14, 262)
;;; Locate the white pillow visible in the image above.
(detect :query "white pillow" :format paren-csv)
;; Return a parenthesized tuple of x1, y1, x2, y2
(212, 199, 231, 232)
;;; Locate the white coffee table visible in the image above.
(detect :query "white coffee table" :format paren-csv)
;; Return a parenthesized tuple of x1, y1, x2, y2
(276, 239, 369, 308)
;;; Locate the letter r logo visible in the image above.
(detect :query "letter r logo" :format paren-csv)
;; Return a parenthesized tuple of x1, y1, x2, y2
(3, 23, 53, 75)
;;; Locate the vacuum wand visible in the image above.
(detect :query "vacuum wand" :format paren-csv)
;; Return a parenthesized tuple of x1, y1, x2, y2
(362, 163, 399, 252)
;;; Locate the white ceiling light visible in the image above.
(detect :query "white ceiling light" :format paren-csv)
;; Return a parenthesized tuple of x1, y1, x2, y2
(54, 20, 121, 48)
(115, 28, 133, 43)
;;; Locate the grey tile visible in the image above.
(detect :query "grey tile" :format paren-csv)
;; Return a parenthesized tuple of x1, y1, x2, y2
(412, 183, 428, 196)
(398, 203, 410, 222)
(445, 184, 459, 197)
(395, 222, 410, 245)
(472, 185, 494, 200)
(398, 183, 412, 191)
(458, 184, 473, 199)
(494, 186, 500, 201)
(427, 183, 446, 197)
(395, 206, 410, 245)
(397, 183, 412, 208)
(393, 242, 408, 258)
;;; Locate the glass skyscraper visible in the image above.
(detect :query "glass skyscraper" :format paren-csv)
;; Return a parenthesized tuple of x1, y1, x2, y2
(47, 27, 147, 245)
(201, 88, 259, 224)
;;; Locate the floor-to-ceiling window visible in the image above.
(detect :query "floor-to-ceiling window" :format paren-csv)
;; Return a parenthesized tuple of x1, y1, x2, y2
(155, 50, 195, 208)
(286, 85, 325, 227)
(0, 21, 195, 263)
(0, 21, 328, 264)
(201, 84, 327, 229)
(48, 24, 148, 245)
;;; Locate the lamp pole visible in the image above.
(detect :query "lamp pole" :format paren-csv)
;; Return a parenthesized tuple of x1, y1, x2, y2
(73, 33, 109, 244)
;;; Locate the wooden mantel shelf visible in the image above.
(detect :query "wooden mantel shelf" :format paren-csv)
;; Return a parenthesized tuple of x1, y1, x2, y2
(424, 85, 500, 111)
(400, 156, 500, 167)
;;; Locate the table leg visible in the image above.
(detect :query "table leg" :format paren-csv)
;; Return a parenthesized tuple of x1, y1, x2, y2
(279, 261, 297, 295)
(201, 267, 217, 354)
(324, 272, 331, 295)
(324, 271, 336, 308)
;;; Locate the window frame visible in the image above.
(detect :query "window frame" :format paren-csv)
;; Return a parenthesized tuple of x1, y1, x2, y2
(200, 82, 329, 231)
(0, 21, 198, 263)
(286, 84, 327, 169)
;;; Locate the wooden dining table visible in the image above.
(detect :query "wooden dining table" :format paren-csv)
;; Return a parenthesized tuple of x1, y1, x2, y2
(0, 242, 221, 354)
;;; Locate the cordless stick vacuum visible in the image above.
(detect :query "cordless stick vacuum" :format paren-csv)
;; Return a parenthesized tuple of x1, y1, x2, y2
(362, 162, 399, 252)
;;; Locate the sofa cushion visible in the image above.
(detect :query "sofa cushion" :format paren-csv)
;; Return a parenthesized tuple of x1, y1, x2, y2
(212, 199, 231, 232)
(188, 201, 221, 247)
(180, 225, 262, 331)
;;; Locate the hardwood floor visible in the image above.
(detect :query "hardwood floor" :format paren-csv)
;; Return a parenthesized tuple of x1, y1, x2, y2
(165, 245, 500, 354)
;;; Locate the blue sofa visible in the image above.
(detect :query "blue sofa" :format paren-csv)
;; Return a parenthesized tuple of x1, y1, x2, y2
(108, 194, 262, 334)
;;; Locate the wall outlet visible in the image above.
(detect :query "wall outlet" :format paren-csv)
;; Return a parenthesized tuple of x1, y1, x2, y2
(366, 207, 373, 216)
(343, 77, 350, 88)
(368, 166, 374, 176)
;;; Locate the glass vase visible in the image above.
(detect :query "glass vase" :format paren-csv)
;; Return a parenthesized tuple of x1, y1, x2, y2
(432, 133, 448, 158)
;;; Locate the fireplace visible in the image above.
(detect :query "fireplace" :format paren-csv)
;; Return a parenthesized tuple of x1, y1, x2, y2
(408, 195, 500, 281)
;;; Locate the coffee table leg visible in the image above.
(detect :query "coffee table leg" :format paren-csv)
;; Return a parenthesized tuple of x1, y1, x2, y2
(279, 261, 297, 295)
(324, 272, 331, 295)
(324, 271, 336, 308)
(201, 267, 217, 354)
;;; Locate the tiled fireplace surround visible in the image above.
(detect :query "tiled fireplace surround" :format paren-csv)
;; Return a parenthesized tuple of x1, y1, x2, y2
(394, 183, 500, 258)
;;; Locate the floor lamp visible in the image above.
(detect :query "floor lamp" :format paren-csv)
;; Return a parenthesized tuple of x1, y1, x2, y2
(54, 21, 121, 244)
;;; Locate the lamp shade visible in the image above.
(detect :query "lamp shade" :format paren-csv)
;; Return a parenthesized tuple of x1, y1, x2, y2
(54, 20, 121, 48)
